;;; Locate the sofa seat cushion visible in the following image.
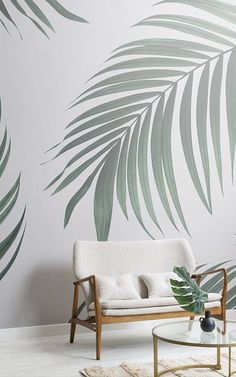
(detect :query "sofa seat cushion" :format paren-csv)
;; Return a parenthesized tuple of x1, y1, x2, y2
(88, 299, 221, 316)
(89, 293, 221, 310)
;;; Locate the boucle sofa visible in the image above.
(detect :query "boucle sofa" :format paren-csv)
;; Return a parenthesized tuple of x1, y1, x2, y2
(70, 239, 227, 360)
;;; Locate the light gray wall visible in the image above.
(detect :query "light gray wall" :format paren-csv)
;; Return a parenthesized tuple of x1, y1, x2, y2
(0, 0, 235, 329)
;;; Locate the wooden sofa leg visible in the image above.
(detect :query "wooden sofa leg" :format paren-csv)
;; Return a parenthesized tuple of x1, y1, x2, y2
(96, 323, 102, 360)
(70, 320, 76, 343)
(70, 283, 79, 343)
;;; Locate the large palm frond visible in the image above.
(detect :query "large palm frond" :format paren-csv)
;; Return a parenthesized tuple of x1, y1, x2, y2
(0, 0, 88, 38)
(196, 260, 236, 310)
(47, 0, 236, 240)
(0, 100, 26, 280)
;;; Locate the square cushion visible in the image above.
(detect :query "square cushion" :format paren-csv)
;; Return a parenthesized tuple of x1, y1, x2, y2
(96, 273, 140, 301)
(141, 272, 180, 298)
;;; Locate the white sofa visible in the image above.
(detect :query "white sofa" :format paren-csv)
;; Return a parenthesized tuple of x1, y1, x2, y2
(70, 239, 227, 359)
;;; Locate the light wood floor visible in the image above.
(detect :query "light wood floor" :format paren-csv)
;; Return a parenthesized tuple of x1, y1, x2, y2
(0, 326, 216, 377)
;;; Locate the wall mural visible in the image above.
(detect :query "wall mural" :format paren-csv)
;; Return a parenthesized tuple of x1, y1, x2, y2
(197, 261, 236, 309)
(0, 0, 235, 316)
(0, 0, 88, 38)
(0, 99, 26, 280)
(0, 1, 87, 279)
(44, 0, 236, 309)
(47, 0, 236, 241)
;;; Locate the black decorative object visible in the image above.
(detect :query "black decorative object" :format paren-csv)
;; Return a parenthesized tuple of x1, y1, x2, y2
(199, 311, 216, 332)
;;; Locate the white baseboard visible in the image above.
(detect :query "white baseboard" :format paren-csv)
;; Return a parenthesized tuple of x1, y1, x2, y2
(0, 321, 157, 342)
(0, 323, 71, 341)
(0, 310, 235, 342)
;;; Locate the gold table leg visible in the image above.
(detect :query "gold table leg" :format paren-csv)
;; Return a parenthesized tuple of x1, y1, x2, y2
(153, 336, 224, 377)
(153, 336, 158, 377)
(228, 347, 236, 377)
(216, 346, 221, 370)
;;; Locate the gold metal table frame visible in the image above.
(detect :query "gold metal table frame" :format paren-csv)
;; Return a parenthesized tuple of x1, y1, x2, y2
(153, 321, 236, 377)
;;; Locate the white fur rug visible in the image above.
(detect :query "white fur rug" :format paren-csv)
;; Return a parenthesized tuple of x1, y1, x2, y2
(81, 353, 236, 377)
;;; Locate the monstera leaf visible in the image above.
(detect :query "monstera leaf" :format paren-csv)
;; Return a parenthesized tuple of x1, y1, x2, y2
(0, 99, 26, 280)
(47, 0, 236, 240)
(0, 0, 88, 38)
(171, 266, 208, 314)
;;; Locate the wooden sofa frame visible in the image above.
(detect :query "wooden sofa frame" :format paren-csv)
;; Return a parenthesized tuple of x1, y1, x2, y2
(69, 268, 227, 360)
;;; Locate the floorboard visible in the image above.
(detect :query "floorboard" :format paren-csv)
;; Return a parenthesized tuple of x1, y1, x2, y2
(0, 326, 217, 377)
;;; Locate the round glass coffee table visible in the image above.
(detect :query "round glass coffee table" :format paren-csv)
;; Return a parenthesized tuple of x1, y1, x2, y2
(153, 319, 236, 377)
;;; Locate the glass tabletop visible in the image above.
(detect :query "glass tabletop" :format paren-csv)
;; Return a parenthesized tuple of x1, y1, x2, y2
(152, 320, 236, 347)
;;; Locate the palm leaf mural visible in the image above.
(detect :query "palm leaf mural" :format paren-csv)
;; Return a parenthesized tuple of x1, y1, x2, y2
(0, 0, 88, 38)
(0, 99, 26, 280)
(196, 260, 236, 310)
(47, 0, 236, 240)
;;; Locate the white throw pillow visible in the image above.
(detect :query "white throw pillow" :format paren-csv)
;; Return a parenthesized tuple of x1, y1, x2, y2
(96, 273, 140, 301)
(141, 272, 180, 298)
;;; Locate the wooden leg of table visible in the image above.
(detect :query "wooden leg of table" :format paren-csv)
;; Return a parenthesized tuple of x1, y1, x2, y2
(153, 336, 158, 377)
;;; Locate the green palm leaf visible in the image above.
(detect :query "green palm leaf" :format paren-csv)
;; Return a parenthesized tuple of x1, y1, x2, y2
(226, 49, 236, 180)
(180, 72, 211, 212)
(47, 0, 236, 239)
(157, 0, 236, 25)
(161, 86, 190, 235)
(114, 39, 222, 53)
(127, 118, 154, 239)
(116, 129, 130, 219)
(210, 56, 224, 193)
(64, 159, 105, 228)
(151, 96, 178, 230)
(197, 62, 211, 211)
(138, 107, 163, 234)
(90, 58, 198, 80)
(94, 142, 121, 241)
(0, 100, 26, 280)
(0, 0, 88, 38)
(136, 15, 236, 46)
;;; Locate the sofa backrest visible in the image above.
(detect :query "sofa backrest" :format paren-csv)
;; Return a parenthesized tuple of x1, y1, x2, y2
(73, 238, 196, 307)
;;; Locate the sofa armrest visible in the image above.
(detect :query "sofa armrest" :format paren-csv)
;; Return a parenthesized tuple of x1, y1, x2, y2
(191, 268, 227, 279)
(74, 275, 102, 319)
(90, 276, 102, 320)
(74, 275, 95, 285)
(191, 268, 227, 305)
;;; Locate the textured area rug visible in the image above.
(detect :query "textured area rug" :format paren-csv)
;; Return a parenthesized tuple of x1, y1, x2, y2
(80, 353, 236, 377)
